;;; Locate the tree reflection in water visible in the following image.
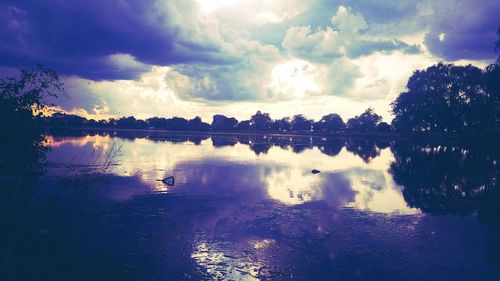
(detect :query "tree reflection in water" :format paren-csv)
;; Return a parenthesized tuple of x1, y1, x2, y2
(3, 132, 500, 280)
(390, 142, 499, 216)
(345, 139, 382, 163)
(390, 141, 500, 264)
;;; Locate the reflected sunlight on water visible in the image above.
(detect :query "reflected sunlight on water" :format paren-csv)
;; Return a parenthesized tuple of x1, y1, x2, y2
(191, 239, 264, 281)
(45, 133, 418, 214)
(8, 132, 497, 280)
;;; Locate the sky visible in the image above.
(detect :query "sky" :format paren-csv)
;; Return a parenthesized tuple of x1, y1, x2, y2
(1, 0, 498, 122)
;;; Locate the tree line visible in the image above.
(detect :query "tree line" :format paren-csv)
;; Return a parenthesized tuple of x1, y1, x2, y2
(42, 107, 392, 135)
(44, 60, 500, 138)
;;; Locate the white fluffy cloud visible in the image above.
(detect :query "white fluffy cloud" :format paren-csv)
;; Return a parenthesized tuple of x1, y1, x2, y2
(282, 26, 345, 61)
(331, 5, 368, 34)
(31, 0, 496, 123)
(282, 5, 420, 61)
(165, 39, 282, 101)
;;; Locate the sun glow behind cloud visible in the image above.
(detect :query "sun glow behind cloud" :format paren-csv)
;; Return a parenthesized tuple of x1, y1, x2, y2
(4, 0, 497, 122)
(196, 0, 234, 13)
(270, 60, 320, 98)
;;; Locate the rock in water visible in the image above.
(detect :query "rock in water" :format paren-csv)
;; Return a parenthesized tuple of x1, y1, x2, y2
(311, 169, 321, 174)
(161, 176, 175, 186)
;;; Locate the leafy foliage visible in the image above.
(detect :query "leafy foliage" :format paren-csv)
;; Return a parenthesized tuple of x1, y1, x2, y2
(346, 108, 382, 132)
(391, 63, 500, 135)
(291, 114, 313, 132)
(211, 114, 238, 131)
(0, 65, 63, 177)
(314, 113, 345, 133)
(249, 111, 272, 131)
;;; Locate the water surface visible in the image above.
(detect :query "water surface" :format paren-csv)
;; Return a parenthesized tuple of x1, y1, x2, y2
(3, 132, 499, 280)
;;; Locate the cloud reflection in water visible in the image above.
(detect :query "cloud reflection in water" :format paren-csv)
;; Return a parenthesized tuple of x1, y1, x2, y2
(45, 134, 417, 214)
(34, 133, 500, 280)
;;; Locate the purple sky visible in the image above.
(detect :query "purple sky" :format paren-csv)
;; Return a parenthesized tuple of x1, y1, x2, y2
(1, 0, 498, 121)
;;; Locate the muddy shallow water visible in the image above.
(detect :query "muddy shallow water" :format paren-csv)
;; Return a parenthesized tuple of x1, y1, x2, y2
(2, 132, 499, 280)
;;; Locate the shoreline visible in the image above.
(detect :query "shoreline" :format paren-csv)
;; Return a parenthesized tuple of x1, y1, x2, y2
(43, 126, 498, 145)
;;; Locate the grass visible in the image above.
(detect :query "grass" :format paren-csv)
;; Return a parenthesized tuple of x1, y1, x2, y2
(65, 142, 123, 182)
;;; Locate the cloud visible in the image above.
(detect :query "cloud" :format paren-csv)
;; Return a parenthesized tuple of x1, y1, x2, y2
(168, 50, 361, 102)
(268, 57, 362, 100)
(331, 5, 368, 34)
(423, 0, 499, 61)
(1, 0, 497, 122)
(347, 51, 436, 102)
(339, 0, 499, 61)
(52, 67, 175, 118)
(343, 0, 421, 25)
(282, 26, 345, 61)
(282, 5, 421, 63)
(166, 39, 281, 101)
(0, 0, 235, 80)
(106, 54, 151, 77)
(51, 63, 385, 122)
(347, 40, 420, 58)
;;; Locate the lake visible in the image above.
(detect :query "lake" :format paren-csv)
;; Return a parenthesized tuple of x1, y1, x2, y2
(2, 132, 499, 280)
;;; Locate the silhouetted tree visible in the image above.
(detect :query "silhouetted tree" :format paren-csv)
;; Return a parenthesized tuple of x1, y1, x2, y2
(249, 111, 272, 131)
(165, 117, 189, 130)
(146, 117, 167, 129)
(116, 116, 141, 129)
(97, 119, 108, 128)
(211, 114, 238, 131)
(314, 113, 345, 133)
(273, 117, 291, 132)
(484, 63, 500, 132)
(47, 112, 87, 127)
(376, 122, 392, 133)
(291, 114, 313, 132)
(188, 116, 210, 131)
(1, 66, 63, 277)
(346, 108, 382, 132)
(0, 65, 63, 177)
(107, 118, 118, 127)
(236, 120, 251, 131)
(135, 119, 147, 129)
(391, 63, 498, 135)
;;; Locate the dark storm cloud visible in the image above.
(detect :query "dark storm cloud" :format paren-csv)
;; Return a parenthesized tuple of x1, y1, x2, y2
(1, 0, 497, 112)
(424, 0, 499, 61)
(0, 0, 231, 80)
